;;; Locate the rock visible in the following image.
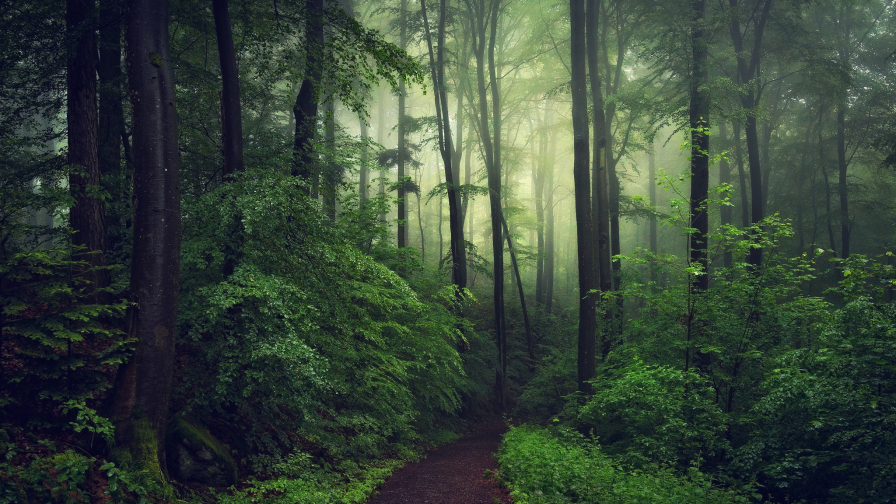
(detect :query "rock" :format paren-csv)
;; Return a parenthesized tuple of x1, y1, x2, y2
(165, 416, 237, 487)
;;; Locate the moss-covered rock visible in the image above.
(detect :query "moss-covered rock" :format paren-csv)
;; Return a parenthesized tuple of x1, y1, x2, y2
(165, 416, 237, 487)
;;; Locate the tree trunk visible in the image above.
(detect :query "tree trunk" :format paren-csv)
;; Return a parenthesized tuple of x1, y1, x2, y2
(468, 0, 506, 408)
(718, 120, 732, 268)
(213, 0, 244, 279)
(733, 120, 750, 228)
(648, 140, 657, 282)
(359, 116, 369, 205)
(98, 0, 128, 264)
(111, 0, 181, 480)
(502, 215, 535, 361)
(213, 0, 243, 179)
(421, 0, 467, 289)
(544, 131, 556, 314)
(397, 0, 408, 248)
(587, 0, 612, 359)
(323, 100, 338, 221)
(293, 0, 324, 185)
(689, 0, 710, 292)
(68, 0, 108, 301)
(837, 105, 850, 258)
(572, 0, 596, 392)
(534, 111, 546, 306)
(727, 0, 773, 268)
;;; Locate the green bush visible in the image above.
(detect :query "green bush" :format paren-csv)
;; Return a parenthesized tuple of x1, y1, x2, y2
(579, 360, 728, 469)
(498, 425, 754, 504)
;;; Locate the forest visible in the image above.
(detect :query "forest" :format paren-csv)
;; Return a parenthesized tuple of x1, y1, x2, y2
(0, 0, 895, 502)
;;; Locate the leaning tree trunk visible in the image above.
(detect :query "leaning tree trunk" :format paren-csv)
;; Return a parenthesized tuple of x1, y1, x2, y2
(502, 216, 535, 361)
(111, 0, 181, 481)
(572, 0, 597, 392)
(68, 0, 108, 302)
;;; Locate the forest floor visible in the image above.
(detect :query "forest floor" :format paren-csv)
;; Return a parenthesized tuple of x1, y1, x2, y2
(366, 421, 512, 504)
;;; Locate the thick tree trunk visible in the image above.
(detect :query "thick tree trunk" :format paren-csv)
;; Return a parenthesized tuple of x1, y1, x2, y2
(112, 0, 181, 480)
(689, 0, 710, 292)
(68, 0, 109, 301)
(572, 0, 596, 392)
(293, 0, 324, 185)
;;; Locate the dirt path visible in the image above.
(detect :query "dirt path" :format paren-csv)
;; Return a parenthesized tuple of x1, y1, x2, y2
(367, 422, 512, 504)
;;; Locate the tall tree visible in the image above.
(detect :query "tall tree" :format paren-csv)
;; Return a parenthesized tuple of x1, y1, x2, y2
(571, 0, 597, 392)
(466, 0, 507, 407)
(689, 0, 710, 291)
(397, 0, 408, 247)
(111, 0, 181, 478)
(587, 0, 612, 356)
(68, 0, 109, 301)
(725, 0, 774, 268)
(212, 0, 244, 278)
(420, 0, 468, 290)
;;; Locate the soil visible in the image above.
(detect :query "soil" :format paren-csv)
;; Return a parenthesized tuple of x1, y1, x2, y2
(367, 422, 513, 504)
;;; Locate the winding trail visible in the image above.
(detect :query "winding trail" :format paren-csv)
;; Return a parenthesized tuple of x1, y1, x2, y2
(367, 422, 512, 504)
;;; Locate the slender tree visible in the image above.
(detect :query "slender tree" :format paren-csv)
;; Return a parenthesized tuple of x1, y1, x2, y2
(689, 0, 710, 291)
(572, 0, 597, 392)
(397, 0, 408, 247)
(213, 0, 244, 278)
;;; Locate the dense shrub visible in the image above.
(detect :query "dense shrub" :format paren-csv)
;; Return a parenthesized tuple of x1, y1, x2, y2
(498, 425, 754, 504)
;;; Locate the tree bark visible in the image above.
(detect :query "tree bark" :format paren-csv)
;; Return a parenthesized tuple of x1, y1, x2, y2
(572, 0, 597, 392)
(111, 0, 181, 479)
(68, 0, 109, 301)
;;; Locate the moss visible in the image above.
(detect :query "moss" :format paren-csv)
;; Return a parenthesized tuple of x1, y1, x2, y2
(165, 416, 238, 487)
(111, 416, 166, 485)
